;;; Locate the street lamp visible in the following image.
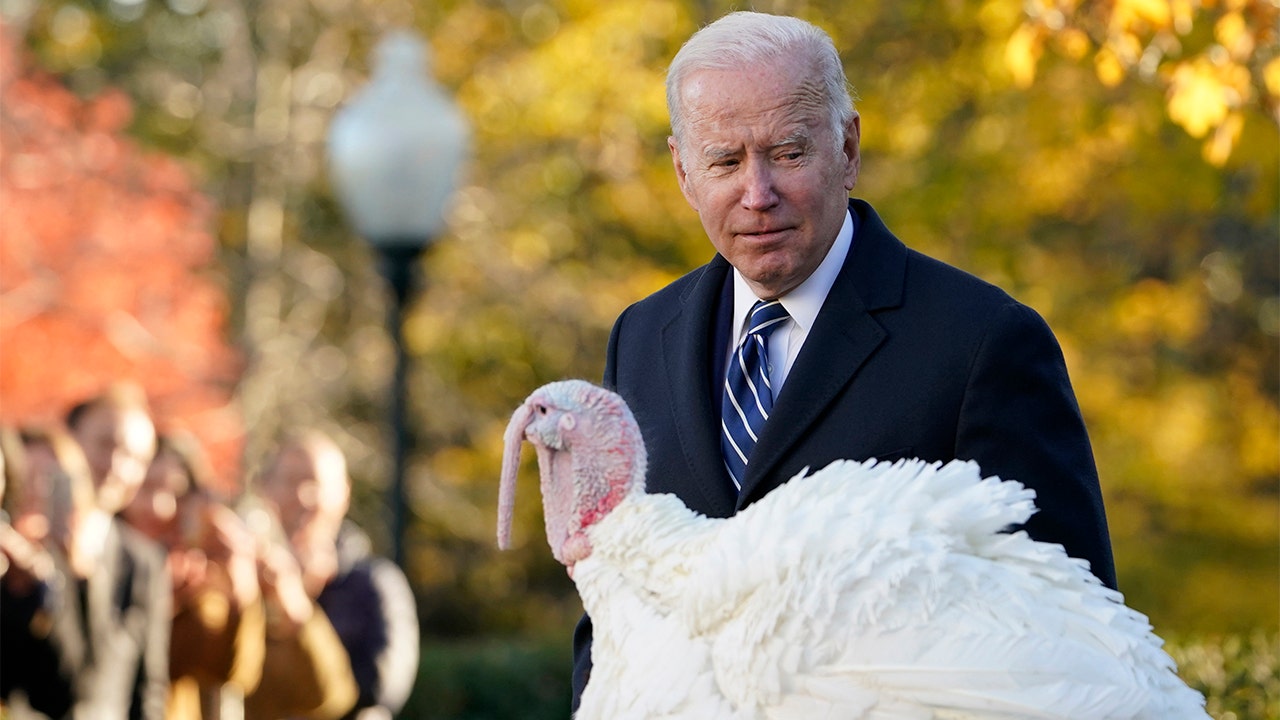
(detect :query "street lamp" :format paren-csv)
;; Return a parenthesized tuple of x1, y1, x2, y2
(326, 30, 468, 569)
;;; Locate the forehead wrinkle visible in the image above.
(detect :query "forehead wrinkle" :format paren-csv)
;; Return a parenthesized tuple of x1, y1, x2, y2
(680, 71, 832, 160)
(792, 77, 827, 114)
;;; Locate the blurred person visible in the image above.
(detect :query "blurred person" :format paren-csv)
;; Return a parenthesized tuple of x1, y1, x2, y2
(8, 425, 171, 720)
(0, 426, 73, 719)
(66, 381, 157, 515)
(253, 430, 419, 720)
(241, 517, 359, 720)
(62, 384, 172, 719)
(122, 432, 267, 720)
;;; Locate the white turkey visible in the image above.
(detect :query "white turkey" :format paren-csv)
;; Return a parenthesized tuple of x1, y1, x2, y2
(497, 379, 1209, 720)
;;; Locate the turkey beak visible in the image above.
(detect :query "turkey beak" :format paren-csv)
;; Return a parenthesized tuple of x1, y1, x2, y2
(498, 401, 537, 550)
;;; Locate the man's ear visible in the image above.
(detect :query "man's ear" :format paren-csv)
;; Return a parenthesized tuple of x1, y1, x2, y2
(843, 113, 862, 192)
(668, 136, 698, 211)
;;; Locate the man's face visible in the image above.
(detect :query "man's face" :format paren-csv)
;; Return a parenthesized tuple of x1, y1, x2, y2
(259, 443, 347, 551)
(669, 56, 860, 299)
(71, 405, 156, 513)
(260, 445, 320, 541)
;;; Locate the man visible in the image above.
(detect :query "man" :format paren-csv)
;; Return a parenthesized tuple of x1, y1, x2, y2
(575, 10, 1115, 706)
(64, 386, 173, 720)
(9, 424, 171, 720)
(67, 382, 158, 515)
(255, 430, 419, 720)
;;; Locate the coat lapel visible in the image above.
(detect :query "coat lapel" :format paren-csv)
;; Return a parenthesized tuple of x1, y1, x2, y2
(660, 256, 738, 514)
(737, 200, 908, 507)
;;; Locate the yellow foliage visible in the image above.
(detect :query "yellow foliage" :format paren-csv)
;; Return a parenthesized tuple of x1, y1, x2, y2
(1071, 356, 1127, 421)
(460, 1, 678, 142)
(1095, 46, 1128, 86)
(1106, 30, 1146, 66)
(1056, 27, 1093, 60)
(508, 228, 555, 270)
(1018, 147, 1093, 210)
(977, 0, 1024, 33)
(1203, 110, 1245, 165)
(1229, 371, 1280, 478)
(1021, 0, 1277, 166)
(1264, 55, 1280, 97)
(1170, 0, 1196, 34)
(1167, 59, 1233, 137)
(1112, 0, 1174, 29)
(1214, 11, 1255, 59)
(1149, 383, 1215, 476)
(888, 113, 933, 157)
(1005, 22, 1044, 87)
(1113, 278, 1208, 344)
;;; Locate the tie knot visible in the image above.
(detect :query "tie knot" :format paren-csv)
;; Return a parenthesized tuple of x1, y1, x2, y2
(747, 300, 790, 339)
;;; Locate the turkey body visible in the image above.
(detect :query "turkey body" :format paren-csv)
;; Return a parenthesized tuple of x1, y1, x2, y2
(572, 458, 1208, 720)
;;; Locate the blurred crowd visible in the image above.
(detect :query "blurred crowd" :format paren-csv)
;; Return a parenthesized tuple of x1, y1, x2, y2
(0, 383, 420, 720)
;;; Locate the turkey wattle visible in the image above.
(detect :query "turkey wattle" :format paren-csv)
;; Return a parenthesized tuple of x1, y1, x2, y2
(498, 379, 1208, 720)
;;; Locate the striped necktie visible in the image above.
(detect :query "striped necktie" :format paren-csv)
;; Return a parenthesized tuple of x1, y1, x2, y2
(721, 299, 790, 492)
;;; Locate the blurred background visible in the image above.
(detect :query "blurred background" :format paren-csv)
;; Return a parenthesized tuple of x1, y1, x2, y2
(0, 0, 1276, 717)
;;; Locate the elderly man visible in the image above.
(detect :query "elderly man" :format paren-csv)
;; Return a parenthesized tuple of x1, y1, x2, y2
(575, 10, 1115, 709)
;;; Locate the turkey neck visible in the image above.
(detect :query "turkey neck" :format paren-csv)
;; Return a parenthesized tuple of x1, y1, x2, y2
(557, 409, 648, 561)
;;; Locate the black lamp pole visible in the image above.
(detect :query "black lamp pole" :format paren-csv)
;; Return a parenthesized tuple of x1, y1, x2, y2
(376, 243, 425, 570)
(327, 30, 468, 573)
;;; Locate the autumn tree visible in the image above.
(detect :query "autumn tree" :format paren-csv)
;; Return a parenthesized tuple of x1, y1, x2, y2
(0, 24, 243, 487)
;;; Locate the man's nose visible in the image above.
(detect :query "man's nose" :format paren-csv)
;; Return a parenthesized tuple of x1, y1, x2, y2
(740, 160, 779, 210)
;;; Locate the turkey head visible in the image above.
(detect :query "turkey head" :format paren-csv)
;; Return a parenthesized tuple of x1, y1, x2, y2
(498, 380, 647, 574)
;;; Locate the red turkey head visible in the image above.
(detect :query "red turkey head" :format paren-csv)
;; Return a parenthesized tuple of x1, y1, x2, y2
(497, 380, 646, 573)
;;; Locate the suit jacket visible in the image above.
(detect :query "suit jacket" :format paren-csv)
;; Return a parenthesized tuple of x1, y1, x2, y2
(572, 198, 1116, 703)
(315, 522, 420, 720)
(1, 573, 74, 718)
(19, 518, 172, 720)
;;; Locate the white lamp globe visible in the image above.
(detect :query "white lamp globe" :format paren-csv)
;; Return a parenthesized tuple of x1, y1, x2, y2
(327, 31, 469, 247)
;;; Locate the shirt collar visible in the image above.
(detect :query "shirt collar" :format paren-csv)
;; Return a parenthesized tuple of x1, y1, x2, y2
(731, 208, 855, 339)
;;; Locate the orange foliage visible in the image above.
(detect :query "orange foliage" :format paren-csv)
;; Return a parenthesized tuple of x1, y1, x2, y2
(0, 25, 243, 490)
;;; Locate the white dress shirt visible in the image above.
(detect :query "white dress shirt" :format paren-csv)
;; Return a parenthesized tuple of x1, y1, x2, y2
(727, 208, 855, 398)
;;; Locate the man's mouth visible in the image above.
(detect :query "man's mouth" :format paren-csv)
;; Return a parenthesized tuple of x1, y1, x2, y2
(739, 227, 791, 241)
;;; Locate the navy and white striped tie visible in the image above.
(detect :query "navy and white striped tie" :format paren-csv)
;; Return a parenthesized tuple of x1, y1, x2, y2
(721, 299, 790, 492)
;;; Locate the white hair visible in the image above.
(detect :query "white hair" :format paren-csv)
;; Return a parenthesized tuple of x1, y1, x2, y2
(666, 11, 856, 149)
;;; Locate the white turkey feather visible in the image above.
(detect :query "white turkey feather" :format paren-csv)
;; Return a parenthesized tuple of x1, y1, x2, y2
(498, 380, 1209, 720)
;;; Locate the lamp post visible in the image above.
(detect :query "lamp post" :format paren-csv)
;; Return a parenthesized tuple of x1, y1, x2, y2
(326, 30, 468, 570)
